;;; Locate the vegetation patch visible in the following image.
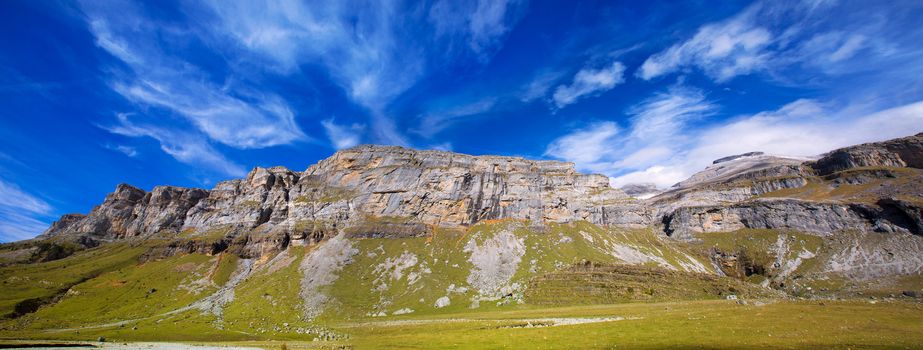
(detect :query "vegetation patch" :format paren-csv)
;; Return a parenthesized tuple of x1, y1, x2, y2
(525, 262, 773, 305)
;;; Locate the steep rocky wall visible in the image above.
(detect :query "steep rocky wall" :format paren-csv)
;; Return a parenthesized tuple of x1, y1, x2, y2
(663, 199, 919, 240)
(39, 146, 651, 252)
(811, 132, 923, 175)
(36, 133, 923, 260)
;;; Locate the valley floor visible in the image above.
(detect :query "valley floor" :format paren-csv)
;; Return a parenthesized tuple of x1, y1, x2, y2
(4, 299, 923, 349)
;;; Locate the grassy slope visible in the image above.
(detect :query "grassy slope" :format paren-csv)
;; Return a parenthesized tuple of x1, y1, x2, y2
(2, 220, 922, 347)
(0, 243, 147, 316)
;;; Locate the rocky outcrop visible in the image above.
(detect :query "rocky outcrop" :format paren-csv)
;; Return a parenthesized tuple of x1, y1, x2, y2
(40, 184, 145, 243)
(127, 186, 209, 237)
(651, 155, 811, 211)
(712, 152, 765, 164)
(811, 132, 923, 175)
(35, 132, 923, 261)
(663, 198, 919, 240)
(40, 184, 209, 244)
(39, 146, 652, 253)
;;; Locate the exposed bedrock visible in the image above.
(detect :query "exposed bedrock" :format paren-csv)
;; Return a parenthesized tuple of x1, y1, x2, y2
(35, 132, 923, 262)
(663, 198, 921, 240)
(811, 132, 923, 175)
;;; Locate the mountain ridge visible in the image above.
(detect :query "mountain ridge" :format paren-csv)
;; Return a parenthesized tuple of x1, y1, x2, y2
(1, 131, 922, 342)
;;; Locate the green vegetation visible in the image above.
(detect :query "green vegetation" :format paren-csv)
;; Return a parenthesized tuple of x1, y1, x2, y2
(212, 253, 240, 287)
(18, 253, 216, 330)
(342, 300, 923, 349)
(5, 300, 922, 349)
(0, 243, 147, 317)
(525, 263, 773, 304)
(2, 220, 921, 348)
(222, 247, 316, 339)
(757, 166, 923, 204)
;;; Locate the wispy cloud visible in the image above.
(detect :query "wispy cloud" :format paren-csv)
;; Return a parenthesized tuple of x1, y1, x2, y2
(0, 178, 52, 242)
(321, 118, 365, 150)
(547, 91, 923, 189)
(552, 62, 626, 108)
(637, 5, 772, 82)
(545, 121, 619, 164)
(519, 70, 567, 103)
(414, 98, 497, 138)
(79, 1, 310, 175)
(103, 114, 246, 177)
(637, 1, 915, 84)
(202, 0, 521, 146)
(104, 144, 138, 157)
(428, 0, 523, 59)
(546, 86, 716, 180)
(85, 11, 306, 150)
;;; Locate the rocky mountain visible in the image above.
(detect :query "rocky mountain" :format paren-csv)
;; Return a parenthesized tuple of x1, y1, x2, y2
(1, 132, 921, 340)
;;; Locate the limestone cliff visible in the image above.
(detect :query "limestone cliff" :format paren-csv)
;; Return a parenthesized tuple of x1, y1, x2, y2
(39, 133, 923, 260)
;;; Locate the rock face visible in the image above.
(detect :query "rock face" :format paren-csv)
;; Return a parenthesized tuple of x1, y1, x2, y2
(663, 199, 921, 240)
(38, 133, 923, 260)
(811, 132, 923, 175)
(40, 145, 651, 253)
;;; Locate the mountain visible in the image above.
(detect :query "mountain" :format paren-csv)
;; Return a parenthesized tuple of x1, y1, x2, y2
(1, 132, 921, 342)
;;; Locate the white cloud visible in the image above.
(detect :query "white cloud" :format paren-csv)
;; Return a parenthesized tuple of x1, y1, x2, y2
(519, 70, 566, 102)
(637, 1, 921, 85)
(0, 179, 52, 215)
(626, 87, 717, 141)
(468, 0, 519, 54)
(829, 34, 866, 62)
(0, 178, 52, 242)
(321, 119, 365, 150)
(541, 87, 921, 190)
(546, 86, 716, 180)
(552, 62, 626, 108)
(104, 114, 246, 177)
(111, 79, 305, 149)
(203, 0, 520, 145)
(80, 1, 309, 176)
(638, 6, 772, 82)
(85, 14, 306, 150)
(545, 121, 619, 164)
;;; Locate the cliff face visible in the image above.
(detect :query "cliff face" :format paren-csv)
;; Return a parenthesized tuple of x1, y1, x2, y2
(39, 133, 923, 258)
(811, 132, 923, 175)
(41, 145, 651, 253)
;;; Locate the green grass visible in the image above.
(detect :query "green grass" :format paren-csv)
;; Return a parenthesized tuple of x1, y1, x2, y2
(0, 243, 147, 317)
(6, 299, 923, 349)
(16, 253, 217, 330)
(341, 300, 923, 349)
(222, 247, 318, 339)
(212, 253, 240, 287)
(525, 263, 774, 304)
(3, 220, 922, 348)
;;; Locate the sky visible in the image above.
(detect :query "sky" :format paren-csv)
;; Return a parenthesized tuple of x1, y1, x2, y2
(1, 0, 923, 242)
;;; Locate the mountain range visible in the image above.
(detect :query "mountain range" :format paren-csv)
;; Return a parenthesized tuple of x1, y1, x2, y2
(1, 131, 921, 342)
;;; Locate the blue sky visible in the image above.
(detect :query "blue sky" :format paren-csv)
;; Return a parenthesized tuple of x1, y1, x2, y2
(2, 0, 923, 241)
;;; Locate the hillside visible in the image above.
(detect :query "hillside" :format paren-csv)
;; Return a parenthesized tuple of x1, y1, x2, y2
(1, 132, 922, 346)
